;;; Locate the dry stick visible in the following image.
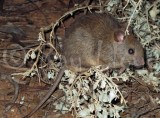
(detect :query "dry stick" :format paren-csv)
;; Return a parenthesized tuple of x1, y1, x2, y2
(12, 32, 45, 78)
(125, 0, 142, 35)
(0, 43, 39, 51)
(5, 76, 19, 112)
(23, 67, 65, 118)
(134, 106, 160, 118)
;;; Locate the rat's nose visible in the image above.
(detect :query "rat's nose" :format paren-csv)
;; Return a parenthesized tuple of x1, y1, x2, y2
(134, 57, 145, 67)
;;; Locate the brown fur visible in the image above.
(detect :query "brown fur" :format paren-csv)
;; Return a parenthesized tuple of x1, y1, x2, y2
(63, 13, 144, 72)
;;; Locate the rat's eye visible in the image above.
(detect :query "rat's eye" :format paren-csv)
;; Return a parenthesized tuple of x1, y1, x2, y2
(128, 48, 134, 55)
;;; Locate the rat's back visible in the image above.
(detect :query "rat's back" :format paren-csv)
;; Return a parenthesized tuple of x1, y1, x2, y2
(62, 13, 119, 72)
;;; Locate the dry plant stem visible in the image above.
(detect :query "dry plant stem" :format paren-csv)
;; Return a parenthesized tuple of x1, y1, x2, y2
(68, 70, 126, 114)
(11, 77, 28, 85)
(84, 0, 93, 14)
(99, 0, 102, 6)
(23, 67, 65, 118)
(155, 42, 160, 50)
(11, 32, 44, 78)
(41, 90, 64, 112)
(37, 66, 42, 84)
(0, 55, 23, 60)
(47, 42, 60, 57)
(134, 106, 160, 118)
(0, 44, 39, 51)
(67, 72, 92, 105)
(125, 0, 142, 35)
(104, 75, 126, 104)
(1, 64, 28, 71)
(5, 77, 19, 112)
(146, 6, 151, 32)
(123, 0, 130, 10)
(143, 37, 159, 46)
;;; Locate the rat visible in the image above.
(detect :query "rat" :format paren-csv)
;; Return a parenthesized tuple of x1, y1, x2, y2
(62, 13, 144, 72)
(23, 12, 144, 117)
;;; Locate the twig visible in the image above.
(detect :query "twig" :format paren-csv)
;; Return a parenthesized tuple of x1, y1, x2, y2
(125, 0, 142, 35)
(5, 76, 19, 112)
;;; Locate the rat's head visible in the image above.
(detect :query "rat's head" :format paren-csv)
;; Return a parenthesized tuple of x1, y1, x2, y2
(113, 30, 145, 68)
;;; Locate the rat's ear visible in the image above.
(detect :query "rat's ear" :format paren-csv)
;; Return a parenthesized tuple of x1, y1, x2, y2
(114, 30, 125, 42)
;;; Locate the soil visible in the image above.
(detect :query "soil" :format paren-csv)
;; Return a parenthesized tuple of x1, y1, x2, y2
(0, 0, 159, 118)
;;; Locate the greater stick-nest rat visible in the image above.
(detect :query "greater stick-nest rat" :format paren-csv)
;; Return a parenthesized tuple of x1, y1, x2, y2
(63, 13, 144, 73)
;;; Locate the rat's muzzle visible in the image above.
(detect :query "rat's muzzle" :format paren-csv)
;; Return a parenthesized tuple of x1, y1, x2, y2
(133, 57, 145, 68)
